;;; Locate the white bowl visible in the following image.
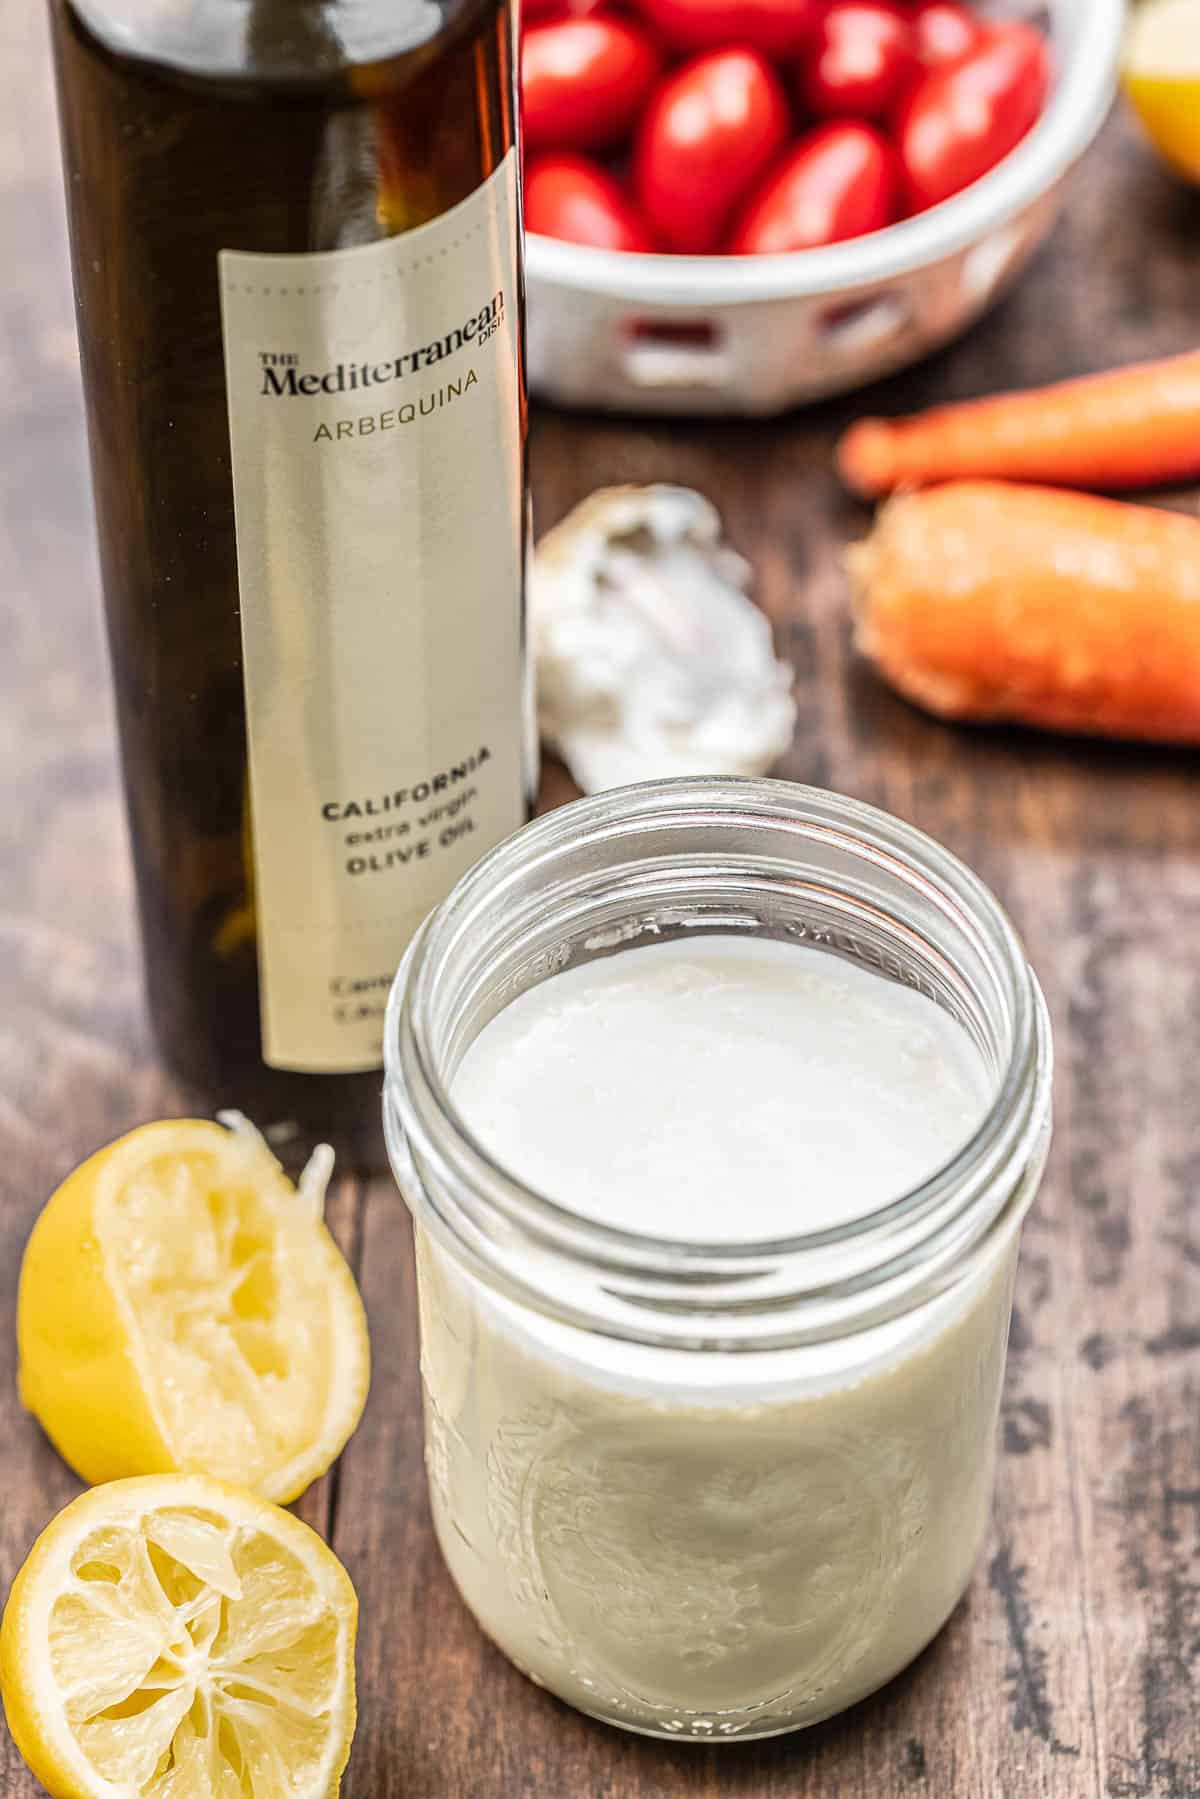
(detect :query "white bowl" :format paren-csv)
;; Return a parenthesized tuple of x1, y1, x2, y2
(525, 0, 1125, 415)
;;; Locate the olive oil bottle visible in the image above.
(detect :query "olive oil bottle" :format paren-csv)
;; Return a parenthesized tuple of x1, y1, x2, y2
(48, 0, 532, 1165)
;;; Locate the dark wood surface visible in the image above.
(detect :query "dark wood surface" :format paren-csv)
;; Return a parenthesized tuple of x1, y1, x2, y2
(3, 7, 1200, 1794)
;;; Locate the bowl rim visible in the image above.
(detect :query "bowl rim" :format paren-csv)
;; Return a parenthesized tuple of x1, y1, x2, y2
(524, 0, 1125, 306)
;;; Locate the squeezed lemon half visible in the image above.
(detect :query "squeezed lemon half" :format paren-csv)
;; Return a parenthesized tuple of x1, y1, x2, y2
(17, 1117, 370, 1504)
(0, 1474, 357, 1798)
(1123, 0, 1200, 183)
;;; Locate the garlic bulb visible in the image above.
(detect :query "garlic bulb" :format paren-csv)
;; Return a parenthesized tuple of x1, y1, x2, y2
(532, 485, 797, 794)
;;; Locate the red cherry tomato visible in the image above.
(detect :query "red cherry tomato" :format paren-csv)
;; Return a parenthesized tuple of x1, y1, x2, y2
(521, 0, 606, 16)
(800, 3, 920, 123)
(634, 49, 791, 253)
(909, 1, 984, 67)
(521, 17, 661, 154)
(631, 0, 819, 58)
(729, 121, 900, 253)
(525, 154, 658, 251)
(898, 21, 1051, 211)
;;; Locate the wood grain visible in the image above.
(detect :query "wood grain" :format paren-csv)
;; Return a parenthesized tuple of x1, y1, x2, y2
(1, 5, 1198, 1794)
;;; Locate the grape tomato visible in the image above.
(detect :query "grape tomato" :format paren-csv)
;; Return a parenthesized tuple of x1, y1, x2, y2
(634, 48, 792, 253)
(522, 17, 662, 154)
(898, 21, 1051, 211)
(909, 1, 985, 68)
(730, 121, 900, 253)
(520, 0, 603, 18)
(800, 4, 920, 123)
(631, 0, 819, 59)
(525, 154, 658, 251)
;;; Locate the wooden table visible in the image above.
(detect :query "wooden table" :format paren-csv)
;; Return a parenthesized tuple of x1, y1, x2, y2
(4, 8, 1199, 1793)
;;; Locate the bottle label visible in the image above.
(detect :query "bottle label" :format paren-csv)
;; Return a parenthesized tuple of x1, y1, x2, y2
(219, 151, 527, 1074)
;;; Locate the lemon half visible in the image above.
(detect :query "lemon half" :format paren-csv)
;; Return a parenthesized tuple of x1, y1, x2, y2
(1, 1474, 357, 1798)
(17, 1118, 369, 1504)
(1124, 0, 1200, 183)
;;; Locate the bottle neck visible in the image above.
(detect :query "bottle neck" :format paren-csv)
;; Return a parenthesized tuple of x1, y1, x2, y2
(62, 0, 449, 80)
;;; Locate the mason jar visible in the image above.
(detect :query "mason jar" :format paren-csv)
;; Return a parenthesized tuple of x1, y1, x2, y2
(383, 778, 1052, 1741)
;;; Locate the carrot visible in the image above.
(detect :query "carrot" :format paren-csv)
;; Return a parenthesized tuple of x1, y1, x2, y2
(837, 350, 1200, 499)
(850, 482, 1200, 744)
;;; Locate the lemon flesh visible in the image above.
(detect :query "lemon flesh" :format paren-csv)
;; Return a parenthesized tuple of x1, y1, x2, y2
(0, 1475, 357, 1799)
(17, 1119, 369, 1504)
(1124, 0, 1200, 182)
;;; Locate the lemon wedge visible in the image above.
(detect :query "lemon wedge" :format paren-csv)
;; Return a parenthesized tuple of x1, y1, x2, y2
(17, 1117, 369, 1504)
(1123, 0, 1200, 183)
(0, 1473, 357, 1798)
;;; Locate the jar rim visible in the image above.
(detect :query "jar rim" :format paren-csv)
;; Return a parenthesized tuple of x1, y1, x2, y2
(384, 779, 1052, 1348)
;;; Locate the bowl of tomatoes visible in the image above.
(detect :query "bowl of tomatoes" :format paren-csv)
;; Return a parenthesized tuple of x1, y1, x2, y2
(521, 0, 1124, 414)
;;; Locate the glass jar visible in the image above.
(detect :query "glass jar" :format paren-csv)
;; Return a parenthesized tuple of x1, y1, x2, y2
(383, 778, 1052, 1741)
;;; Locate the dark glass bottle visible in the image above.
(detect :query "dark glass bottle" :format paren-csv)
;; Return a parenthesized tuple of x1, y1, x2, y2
(48, 0, 531, 1167)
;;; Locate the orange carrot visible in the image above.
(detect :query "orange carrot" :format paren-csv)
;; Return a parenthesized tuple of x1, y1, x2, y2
(837, 350, 1200, 499)
(850, 482, 1200, 744)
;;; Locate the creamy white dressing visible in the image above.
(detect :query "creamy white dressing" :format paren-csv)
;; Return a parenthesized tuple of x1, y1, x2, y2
(415, 935, 1022, 1737)
(453, 936, 991, 1240)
